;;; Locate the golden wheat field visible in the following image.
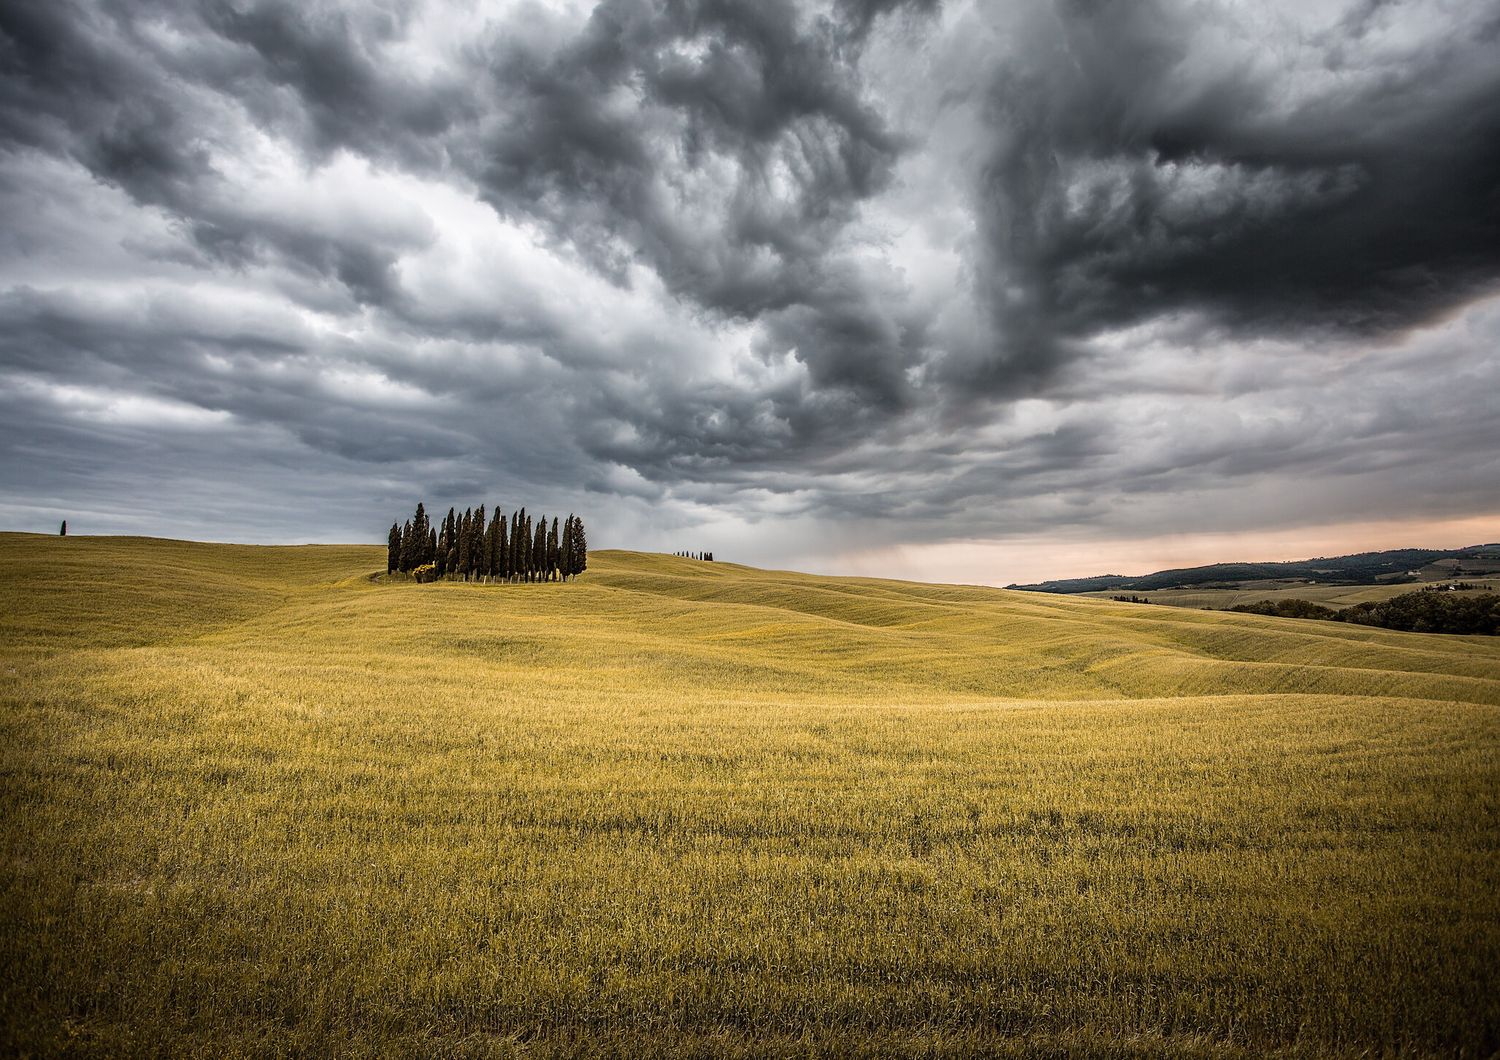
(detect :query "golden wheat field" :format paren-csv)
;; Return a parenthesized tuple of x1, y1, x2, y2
(1080, 583, 1500, 611)
(2, 532, 1498, 1057)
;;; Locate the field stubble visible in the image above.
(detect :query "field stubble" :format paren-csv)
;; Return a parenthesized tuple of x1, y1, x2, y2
(1, 534, 1497, 1057)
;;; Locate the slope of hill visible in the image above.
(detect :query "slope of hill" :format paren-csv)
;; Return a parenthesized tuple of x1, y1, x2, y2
(2, 533, 1497, 1056)
(1010, 543, 1500, 595)
(1079, 580, 1500, 612)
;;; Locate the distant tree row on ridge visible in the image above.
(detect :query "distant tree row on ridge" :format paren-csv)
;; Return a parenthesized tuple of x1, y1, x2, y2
(1230, 590, 1500, 635)
(674, 550, 714, 561)
(388, 502, 586, 583)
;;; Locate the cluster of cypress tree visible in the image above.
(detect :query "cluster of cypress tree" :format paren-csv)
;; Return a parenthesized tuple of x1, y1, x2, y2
(387, 502, 587, 582)
(674, 550, 714, 561)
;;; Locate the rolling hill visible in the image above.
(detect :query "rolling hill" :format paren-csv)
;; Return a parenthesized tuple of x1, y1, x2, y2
(1009, 543, 1500, 595)
(2, 532, 1498, 1056)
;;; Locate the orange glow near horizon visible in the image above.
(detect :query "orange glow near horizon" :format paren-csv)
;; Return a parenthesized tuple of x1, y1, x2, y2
(834, 513, 1500, 588)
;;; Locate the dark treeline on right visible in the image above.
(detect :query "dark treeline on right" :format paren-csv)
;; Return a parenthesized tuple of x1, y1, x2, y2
(674, 550, 714, 561)
(1231, 591, 1500, 635)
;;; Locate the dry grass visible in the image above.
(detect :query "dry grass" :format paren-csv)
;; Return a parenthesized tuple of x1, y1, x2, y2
(1081, 582, 1500, 611)
(2, 533, 1497, 1057)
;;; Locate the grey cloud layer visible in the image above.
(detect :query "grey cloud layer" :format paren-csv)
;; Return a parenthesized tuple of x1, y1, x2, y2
(958, 0, 1500, 386)
(1, 0, 1498, 562)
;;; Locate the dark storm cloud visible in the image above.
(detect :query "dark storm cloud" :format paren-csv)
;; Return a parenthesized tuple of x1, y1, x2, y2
(0, 0, 212, 201)
(1, 0, 938, 396)
(0, 0, 442, 306)
(957, 0, 1500, 387)
(197, 1, 463, 160)
(1, 0, 1499, 564)
(470, 0, 940, 405)
(833, 0, 942, 44)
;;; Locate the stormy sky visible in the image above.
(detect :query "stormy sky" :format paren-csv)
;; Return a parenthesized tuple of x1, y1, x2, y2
(2, 0, 1498, 582)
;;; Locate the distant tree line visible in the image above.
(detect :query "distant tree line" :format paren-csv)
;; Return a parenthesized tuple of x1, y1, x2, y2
(1231, 591, 1500, 635)
(1229, 599, 1338, 621)
(674, 550, 715, 561)
(387, 502, 587, 583)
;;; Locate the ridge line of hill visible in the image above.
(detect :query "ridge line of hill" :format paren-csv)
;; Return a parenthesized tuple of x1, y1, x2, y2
(1010, 543, 1500, 594)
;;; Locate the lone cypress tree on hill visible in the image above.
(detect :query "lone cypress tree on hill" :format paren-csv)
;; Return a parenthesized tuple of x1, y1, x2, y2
(59, 520, 67, 537)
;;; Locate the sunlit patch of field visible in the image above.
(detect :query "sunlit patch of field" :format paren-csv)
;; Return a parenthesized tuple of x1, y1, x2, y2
(2, 533, 1498, 1057)
(1081, 581, 1500, 611)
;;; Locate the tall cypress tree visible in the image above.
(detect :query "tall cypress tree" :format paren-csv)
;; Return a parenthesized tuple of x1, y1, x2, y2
(469, 507, 482, 580)
(484, 518, 492, 580)
(387, 522, 400, 574)
(473, 504, 487, 580)
(469, 507, 480, 579)
(533, 517, 547, 583)
(488, 508, 504, 581)
(495, 510, 508, 581)
(560, 516, 574, 580)
(509, 510, 520, 582)
(517, 509, 529, 581)
(481, 510, 493, 582)
(399, 519, 414, 572)
(412, 502, 430, 564)
(519, 511, 529, 581)
(568, 516, 588, 579)
(525, 513, 535, 581)
(547, 517, 560, 581)
(457, 508, 472, 580)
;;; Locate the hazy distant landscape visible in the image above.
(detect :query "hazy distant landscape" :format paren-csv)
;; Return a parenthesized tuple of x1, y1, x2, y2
(1013, 544, 1500, 598)
(4, 532, 1497, 1056)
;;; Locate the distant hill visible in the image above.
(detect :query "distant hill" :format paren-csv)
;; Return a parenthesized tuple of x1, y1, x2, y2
(1010, 543, 1500, 594)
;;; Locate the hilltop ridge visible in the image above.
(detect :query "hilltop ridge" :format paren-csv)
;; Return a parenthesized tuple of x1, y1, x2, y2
(1010, 542, 1500, 594)
(3, 532, 1497, 705)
